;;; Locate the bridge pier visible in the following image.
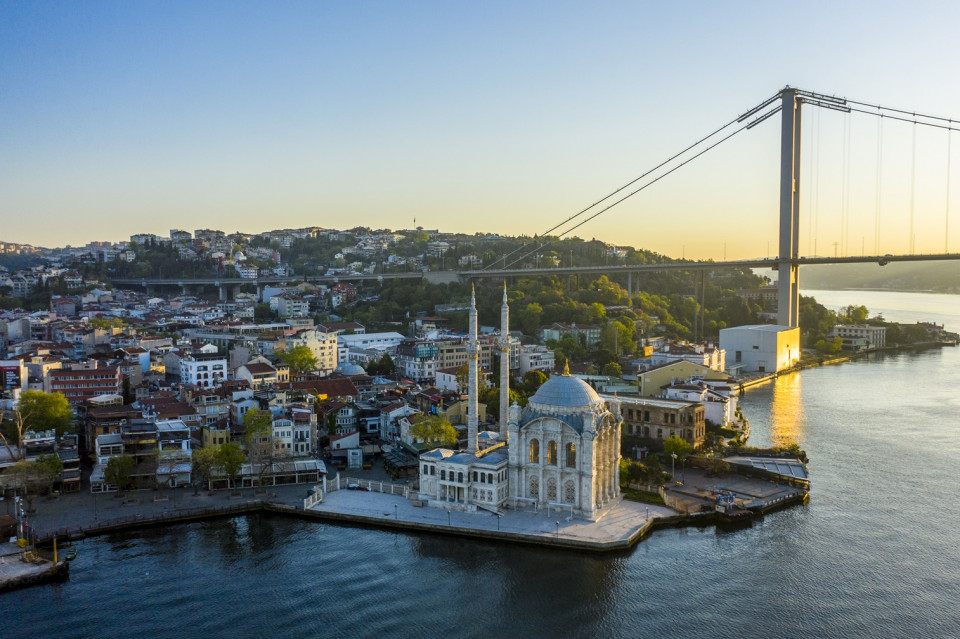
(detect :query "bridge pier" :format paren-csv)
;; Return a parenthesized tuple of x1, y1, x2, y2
(777, 88, 802, 328)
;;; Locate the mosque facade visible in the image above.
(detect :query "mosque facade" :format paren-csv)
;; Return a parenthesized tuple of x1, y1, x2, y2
(417, 285, 621, 520)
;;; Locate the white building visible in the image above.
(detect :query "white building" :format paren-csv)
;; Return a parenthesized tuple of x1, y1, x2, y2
(719, 325, 800, 374)
(180, 348, 228, 389)
(518, 344, 555, 375)
(337, 332, 404, 364)
(828, 324, 886, 350)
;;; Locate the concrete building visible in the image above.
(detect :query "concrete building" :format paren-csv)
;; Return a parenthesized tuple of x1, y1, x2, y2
(518, 344, 555, 375)
(179, 351, 228, 389)
(636, 360, 730, 397)
(611, 395, 706, 449)
(719, 325, 801, 374)
(828, 324, 886, 350)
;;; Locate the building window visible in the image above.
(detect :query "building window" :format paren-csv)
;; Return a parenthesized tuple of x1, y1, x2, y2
(565, 443, 576, 468)
(529, 438, 540, 463)
(440, 470, 446, 480)
(547, 441, 557, 465)
(458, 472, 463, 483)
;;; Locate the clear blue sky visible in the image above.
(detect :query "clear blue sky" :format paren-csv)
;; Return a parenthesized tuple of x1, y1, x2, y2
(2, 1, 958, 258)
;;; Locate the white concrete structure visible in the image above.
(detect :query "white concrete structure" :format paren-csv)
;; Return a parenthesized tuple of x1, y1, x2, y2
(719, 325, 800, 374)
(179, 351, 227, 389)
(518, 344, 555, 375)
(828, 324, 886, 349)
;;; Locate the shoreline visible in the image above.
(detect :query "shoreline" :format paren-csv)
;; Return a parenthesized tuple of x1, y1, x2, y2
(738, 340, 954, 391)
(28, 485, 807, 556)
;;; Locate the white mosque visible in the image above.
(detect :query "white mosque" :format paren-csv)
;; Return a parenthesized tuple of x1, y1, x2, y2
(417, 285, 622, 520)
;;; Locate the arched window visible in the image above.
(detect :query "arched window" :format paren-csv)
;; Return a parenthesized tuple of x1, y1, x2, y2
(547, 440, 557, 465)
(529, 438, 540, 463)
(440, 470, 446, 480)
(565, 443, 576, 468)
(458, 472, 464, 483)
(528, 476, 539, 499)
(472, 471, 477, 482)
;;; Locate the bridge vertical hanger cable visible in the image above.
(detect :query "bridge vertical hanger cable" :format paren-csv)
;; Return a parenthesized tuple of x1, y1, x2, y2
(841, 116, 849, 257)
(845, 116, 852, 256)
(910, 121, 917, 254)
(814, 108, 821, 256)
(946, 127, 952, 253)
(875, 116, 884, 254)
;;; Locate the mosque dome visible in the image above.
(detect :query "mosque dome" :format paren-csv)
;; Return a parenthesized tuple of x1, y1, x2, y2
(528, 374, 603, 409)
(335, 362, 367, 376)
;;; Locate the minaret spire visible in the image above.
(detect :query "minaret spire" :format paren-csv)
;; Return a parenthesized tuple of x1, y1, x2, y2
(467, 283, 479, 454)
(498, 283, 510, 437)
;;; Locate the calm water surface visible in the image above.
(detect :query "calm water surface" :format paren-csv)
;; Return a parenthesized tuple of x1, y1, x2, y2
(2, 291, 959, 639)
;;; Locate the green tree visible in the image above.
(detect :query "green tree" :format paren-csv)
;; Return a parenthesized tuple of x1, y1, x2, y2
(105, 454, 135, 494)
(663, 435, 693, 462)
(277, 345, 318, 373)
(254, 303, 274, 323)
(34, 453, 64, 494)
(1, 391, 73, 457)
(216, 441, 246, 491)
(243, 408, 274, 487)
(601, 362, 622, 378)
(410, 415, 458, 448)
(522, 370, 548, 395)
(516, 302, 543, 336)
(191, 446, 219, 494)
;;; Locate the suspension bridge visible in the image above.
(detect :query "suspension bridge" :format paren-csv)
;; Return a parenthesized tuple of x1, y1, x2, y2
(111, 87, 960, 325)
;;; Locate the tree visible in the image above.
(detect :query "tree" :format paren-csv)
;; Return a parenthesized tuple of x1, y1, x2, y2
(277, 345, 318, 373)
(216, 441, 246, 491)
(191, 446, 219, 494)
(34, 454, 64, 495)
(105, 454, 135, 494)
(522, 370, 548, 395)
(410, 415, 458, 448)
(254, 303, 274, 323)
(0, 390, 73, 459)
(455, 363, 489, 394)
(663, 435, 693, 462)
(377, 354, 396, 376)
(601, 362, 623, 378)
(243, 409, 274, 488)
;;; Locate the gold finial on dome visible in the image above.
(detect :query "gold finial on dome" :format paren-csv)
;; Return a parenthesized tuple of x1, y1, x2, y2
(563, 360, 570, 376)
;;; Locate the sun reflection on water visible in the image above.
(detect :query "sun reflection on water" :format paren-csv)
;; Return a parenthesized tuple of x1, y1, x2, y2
(768, 374, 804, 447)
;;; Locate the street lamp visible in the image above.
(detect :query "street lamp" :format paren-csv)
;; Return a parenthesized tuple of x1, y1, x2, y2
(671, 453, 677, 482)
(555, 520, 560, 539)
(497, 514, 501, 531)
(394, 504, 398, 520)
(447, 511, 451, 527)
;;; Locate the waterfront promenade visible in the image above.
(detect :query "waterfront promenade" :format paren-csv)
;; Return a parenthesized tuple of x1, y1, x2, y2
(12, 463, 804, 554)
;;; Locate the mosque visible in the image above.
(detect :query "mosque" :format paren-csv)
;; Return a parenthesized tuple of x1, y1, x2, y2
(417, 285, 622, 520)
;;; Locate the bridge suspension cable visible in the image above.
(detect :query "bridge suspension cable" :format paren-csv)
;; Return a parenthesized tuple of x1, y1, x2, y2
(483, 93, 782, 271)
(489, 95, 782, 271)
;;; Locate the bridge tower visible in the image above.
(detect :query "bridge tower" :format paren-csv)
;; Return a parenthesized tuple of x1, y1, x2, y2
(778, 88, 802, 327)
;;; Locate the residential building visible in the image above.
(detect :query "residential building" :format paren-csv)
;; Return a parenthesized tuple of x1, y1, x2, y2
(828, 324, 887, 350)
(611, 395, 706, 449)
(47, 364, 122, 406)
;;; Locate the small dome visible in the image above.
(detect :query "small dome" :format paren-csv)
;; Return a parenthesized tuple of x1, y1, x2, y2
(528, 374, 602, 409)
(335, 362, 366, 376)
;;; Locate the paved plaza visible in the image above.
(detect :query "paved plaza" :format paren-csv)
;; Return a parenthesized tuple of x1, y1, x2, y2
(310, 488, 675, 546)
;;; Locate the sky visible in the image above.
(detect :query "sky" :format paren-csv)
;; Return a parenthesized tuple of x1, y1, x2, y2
(2, 1, 959, 259)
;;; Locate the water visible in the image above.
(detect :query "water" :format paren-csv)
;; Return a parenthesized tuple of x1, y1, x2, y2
(3, 291, 960, 639)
